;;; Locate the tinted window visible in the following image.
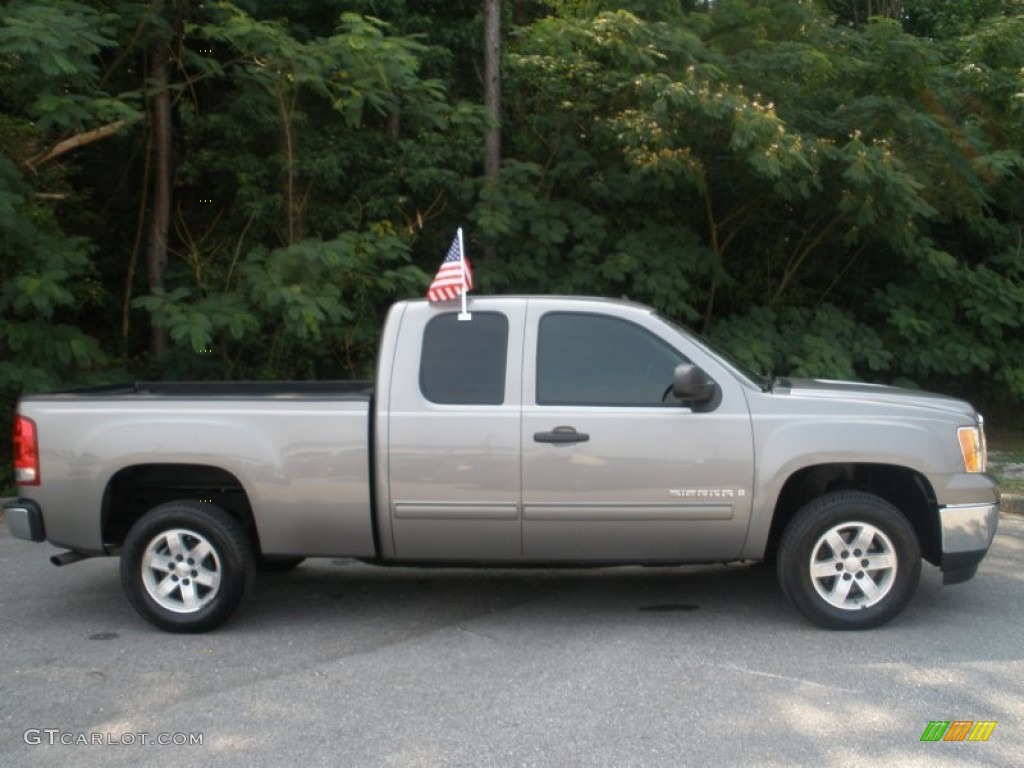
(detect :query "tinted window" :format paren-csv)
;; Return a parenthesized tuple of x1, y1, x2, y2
(537, 313, 686, 406)
(420, 313, 508, 405)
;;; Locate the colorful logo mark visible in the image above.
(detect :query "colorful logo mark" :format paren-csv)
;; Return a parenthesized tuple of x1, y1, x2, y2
(920, 720, 997, 742)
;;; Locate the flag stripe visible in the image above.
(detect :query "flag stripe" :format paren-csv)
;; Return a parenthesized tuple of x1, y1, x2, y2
(427, 232, 473, 303)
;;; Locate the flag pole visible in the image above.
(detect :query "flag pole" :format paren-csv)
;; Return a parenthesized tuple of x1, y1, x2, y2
(457, 227, 471, 321)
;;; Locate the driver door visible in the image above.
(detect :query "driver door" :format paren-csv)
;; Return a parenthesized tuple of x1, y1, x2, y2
(520, 305, 754, 562)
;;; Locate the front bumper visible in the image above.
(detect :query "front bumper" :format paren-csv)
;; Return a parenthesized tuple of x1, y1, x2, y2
(3, 498, 45, 542)
(939, 502, 1000, 585)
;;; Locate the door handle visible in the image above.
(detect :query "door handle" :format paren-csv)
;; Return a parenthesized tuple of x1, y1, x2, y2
(533, 426, 590, 444)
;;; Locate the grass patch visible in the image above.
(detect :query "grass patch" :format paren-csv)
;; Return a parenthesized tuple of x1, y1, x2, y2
(988, 432, 1024, 496)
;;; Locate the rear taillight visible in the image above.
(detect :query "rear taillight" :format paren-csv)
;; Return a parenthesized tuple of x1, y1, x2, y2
(13, 415, 40, 485)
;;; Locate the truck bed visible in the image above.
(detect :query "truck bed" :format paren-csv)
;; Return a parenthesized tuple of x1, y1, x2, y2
(17, 383, 377, 557)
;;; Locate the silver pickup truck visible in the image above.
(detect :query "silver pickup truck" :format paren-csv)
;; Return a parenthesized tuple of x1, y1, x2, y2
(5, 296, 1001, 632)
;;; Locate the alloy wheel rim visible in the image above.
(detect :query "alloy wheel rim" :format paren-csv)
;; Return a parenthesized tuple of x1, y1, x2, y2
(141, 528, 222, 613)
(809, 521, 897, 610)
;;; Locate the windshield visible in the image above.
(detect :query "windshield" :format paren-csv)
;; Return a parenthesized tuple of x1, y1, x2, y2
(653, 313, 769, 389)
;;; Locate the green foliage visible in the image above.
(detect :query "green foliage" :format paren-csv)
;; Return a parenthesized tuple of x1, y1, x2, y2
(902, 0, 1009, 39)
(194, 4, 447, 128)
(125, 1, 481, 382)
(0, 0, 141, 130)
(133, 230, 426, 380)
(710, 304, 893, 380)
(0, 159, 108, 389)
(496, 0, 1024, 412)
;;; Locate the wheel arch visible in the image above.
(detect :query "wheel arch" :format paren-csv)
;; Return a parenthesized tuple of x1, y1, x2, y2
(103, 463, 260, 553)
(765, 463, 940, 566)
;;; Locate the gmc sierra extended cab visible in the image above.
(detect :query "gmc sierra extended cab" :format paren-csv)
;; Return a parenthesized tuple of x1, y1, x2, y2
(5, 296, 1001, 632)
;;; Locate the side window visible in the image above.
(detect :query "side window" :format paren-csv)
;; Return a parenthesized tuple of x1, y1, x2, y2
(420, 312, 509, 405)
(537, 313, 686, 406)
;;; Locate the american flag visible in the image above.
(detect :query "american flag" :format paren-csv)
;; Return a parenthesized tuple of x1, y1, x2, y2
(427, 232, 473, 302)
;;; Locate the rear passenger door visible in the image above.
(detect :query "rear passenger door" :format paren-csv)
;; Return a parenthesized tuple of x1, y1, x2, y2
(385, 303, 525, 561)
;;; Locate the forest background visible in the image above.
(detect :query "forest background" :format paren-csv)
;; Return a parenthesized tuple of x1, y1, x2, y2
(2, 0, 1023, 489)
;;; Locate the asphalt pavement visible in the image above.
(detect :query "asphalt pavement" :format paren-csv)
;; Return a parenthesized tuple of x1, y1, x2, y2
(1, 516, 1022, 768)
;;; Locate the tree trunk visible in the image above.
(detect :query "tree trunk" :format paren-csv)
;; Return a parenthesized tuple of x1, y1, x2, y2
(483, 0, 502, 261)
(483, 0, 502, 181)
(146, 42, 172, 359)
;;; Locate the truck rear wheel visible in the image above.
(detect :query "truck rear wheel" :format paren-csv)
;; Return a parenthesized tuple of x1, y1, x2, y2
(120, 500, 255, 633)
(776, 491, 921, 630)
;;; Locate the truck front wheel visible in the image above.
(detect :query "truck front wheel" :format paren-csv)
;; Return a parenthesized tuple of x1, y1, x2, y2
(776, 491, 921, 630)
(120, 500, 255, 633)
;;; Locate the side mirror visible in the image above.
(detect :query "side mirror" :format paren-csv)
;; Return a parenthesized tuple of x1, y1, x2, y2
(672, 363, 715, 404)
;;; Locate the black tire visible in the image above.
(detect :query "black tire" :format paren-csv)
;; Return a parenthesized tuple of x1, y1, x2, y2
(256, 555, 305, 573)
(120, 500, 255, 633)
(776, 491, 921, 630)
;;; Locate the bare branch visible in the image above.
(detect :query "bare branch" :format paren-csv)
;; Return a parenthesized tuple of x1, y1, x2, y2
(25, 120, 127, 173)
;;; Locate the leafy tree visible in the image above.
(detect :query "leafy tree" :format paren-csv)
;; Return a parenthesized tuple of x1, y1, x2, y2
(128, 2, 488, 378)
(487, 1, 1024, 408)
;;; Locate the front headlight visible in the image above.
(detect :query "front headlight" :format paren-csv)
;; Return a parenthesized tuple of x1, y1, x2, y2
(957, 422, 986, 473)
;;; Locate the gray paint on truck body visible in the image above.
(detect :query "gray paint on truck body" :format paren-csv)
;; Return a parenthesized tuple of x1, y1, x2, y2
(10, 296, 999, 577)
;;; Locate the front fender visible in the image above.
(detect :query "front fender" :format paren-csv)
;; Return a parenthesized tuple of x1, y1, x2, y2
(742, 417, 960, 559)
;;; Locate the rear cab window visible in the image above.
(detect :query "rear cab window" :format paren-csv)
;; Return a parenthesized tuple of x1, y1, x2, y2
(419, 312, 509, 405)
